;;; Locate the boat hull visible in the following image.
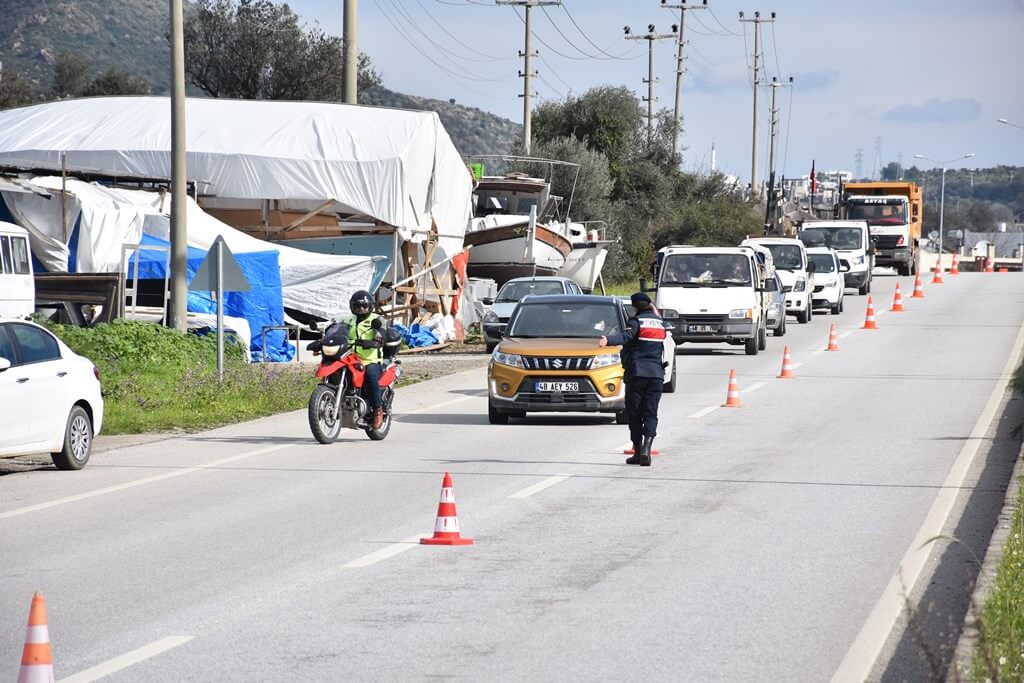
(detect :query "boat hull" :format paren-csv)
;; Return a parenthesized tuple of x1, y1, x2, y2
(560, 241, 613, 293)
(464, 222, 572, 286)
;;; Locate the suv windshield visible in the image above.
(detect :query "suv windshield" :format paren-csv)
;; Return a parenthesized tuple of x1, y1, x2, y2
(661, 254, 752, 286)
(848, 201, 907, 226)
(508, 301, 621, 338)
(495, 280, 565, 302)
(763, 244, 804, 270)
(808, 253, 837, 273)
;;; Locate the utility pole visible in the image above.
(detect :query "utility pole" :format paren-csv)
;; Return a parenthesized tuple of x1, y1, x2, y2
(497, 0, 562, 154)
(168, 0, 188, 331)
(767, 76, 793, 183)
(343, 0, 358, 104)
(873, 136, 883, 180)
(625, 24, 678, 145)
(854, 148, 864, 180)
(662, 1, 708, 164)
(739, 11, 775, 201)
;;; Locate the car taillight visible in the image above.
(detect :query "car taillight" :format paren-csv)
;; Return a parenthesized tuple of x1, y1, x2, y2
(93, 365, 101, 381)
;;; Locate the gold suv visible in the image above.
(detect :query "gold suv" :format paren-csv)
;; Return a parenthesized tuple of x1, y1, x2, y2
(487, 295, 628, 424)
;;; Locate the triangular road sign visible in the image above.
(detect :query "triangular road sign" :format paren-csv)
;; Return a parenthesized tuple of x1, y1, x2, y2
(188, 236, 251, 292)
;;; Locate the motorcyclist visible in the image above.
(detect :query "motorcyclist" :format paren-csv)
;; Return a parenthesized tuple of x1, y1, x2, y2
(347, 290, 386, 429)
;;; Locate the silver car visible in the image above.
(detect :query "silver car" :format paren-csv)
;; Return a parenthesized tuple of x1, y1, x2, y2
(765, 272, 787, 337)
(482, 276, 582, 352)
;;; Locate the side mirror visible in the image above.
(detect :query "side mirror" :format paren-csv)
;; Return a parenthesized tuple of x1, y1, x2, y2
(482, 297, 494, 306)
(807, 261, 817, 274)
(0, 357, 10, 372)
(839, 261, 851, 273)
(640, 278, 655, 294)
(763, 278, 778, 292)
(309, 321, 320, 332)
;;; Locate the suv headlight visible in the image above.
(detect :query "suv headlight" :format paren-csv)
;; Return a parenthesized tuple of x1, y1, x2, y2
(483, 310, 499, 323)
(729, 308, 753, 319)
(660, 309, 678, 319)
(793, 277, 807, 292)
(591, 353, 621, 369)
(491, 350, 525, 368)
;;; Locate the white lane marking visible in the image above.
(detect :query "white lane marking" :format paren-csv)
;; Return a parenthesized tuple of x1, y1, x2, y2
(508, 474, 573, 499)
(813, 349, 825, 355)
(831, 317, 1024, 682)
(741, 382, 767, 394)
(60, 636, 193, 683)
(406, 394, 475, 415)
(839, 330, 855, 339)
(790, 362, 804, 369)
(688, 406, 718, 419)
(342, 535, 429, 568)
(0, 445, 290, 521)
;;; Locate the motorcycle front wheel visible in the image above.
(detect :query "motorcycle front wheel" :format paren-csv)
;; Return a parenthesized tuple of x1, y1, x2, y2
(309, 384, 343, 444)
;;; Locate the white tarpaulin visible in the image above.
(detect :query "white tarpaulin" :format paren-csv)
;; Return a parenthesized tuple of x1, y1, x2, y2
(4, 177, 376, 320)
(0, 96, 472, 243)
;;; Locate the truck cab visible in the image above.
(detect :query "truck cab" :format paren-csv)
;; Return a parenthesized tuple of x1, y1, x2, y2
(841, 182, 922, 276)
(651, 246, 774, 356)
(799, 220, 872, 294)
(0, 222, 34, 319)
(741, 237, 815, 324)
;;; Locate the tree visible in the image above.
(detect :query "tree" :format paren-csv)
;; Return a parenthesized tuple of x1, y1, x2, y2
(183, 0, 381, 101)
(50, 51, 93, 99)
(523, 137, 613, 223)
(881, 161, 902, 181)
(0, 69, 34, 110)
(84, 67, 150, 97)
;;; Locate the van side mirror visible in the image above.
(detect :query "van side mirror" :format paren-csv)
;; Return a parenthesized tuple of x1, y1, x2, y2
(0, 357, 10, 372)
(640, 278, 655, 293)
(763, 278, 778, 292)
(482, 297, 494, 306)
(807, 261, 817, 273)
(839, 261, 851, 273)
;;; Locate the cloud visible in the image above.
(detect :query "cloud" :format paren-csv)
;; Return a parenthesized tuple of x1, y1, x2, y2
(882, 98, 981, 123)
(792, 69, 838, 92)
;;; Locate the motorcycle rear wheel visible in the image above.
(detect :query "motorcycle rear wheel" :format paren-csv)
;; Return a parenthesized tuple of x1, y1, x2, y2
(309, 384, 343, 444)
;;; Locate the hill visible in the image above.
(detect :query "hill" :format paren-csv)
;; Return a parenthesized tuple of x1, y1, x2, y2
(0, 0, 520, 157)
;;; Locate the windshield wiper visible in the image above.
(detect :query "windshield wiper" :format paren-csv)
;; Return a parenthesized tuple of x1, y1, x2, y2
(710, 278, 749, 286)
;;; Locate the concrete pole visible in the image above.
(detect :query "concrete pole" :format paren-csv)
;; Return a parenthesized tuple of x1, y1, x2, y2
(671, 9, 684, 160)
(751, 19, 761, 201)
(647, 37, 655, 145)
(768, 77, 779, 182)
(523, 3, 533, 153)
(343, 0, 358, 104)
(169, 0, 188, 332)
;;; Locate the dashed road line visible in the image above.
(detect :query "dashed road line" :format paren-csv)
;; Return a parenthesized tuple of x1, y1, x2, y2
(60, 636, 193, 683)
(688, 406, 719, 419)
(741, 382, 767, 394)
(839, 330, 855, 339)
(342, 535, 430, 568)
(406, 395, 476, 415)
(508, 474, 573, 499)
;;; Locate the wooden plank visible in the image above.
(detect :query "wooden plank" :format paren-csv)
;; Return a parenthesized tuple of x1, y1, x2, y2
(398, 342, 450, 355)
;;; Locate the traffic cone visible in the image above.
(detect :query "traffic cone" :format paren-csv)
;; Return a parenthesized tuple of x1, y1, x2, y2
(420, 472, 473, 546)
(890, 282, 905, 312)
(950, 253, 960, 275)
(721, 369, 742, 408)
(623, 447, 660, 456)
(911, 272, 925, 298)
(826, 324, 840, 352)
(931, 256, 944, 284)
(985, 258, 994, 273)
(778, 346, 796, 378)
(862, 296, 879, 330)
(18, 593, 54, 683)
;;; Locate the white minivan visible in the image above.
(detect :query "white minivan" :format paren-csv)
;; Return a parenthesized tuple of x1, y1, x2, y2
(0, 222, 34, 318)
(798, 220, 872, 294)
(741, 237, 815, 324)
(651, 245, 775, 356)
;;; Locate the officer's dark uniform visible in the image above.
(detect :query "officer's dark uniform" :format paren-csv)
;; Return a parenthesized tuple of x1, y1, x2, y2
(605, 293, 666, 466)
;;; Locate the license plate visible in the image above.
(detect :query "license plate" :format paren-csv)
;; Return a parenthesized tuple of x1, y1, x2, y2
(687, 324, 718, 333)
(535, 381, 579, 392)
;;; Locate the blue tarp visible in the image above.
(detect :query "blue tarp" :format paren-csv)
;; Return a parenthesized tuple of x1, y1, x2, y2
(132, 234, 294, 362)
(391, 321, 438, 348)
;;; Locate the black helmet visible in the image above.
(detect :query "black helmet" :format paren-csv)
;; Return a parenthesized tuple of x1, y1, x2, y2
(349, 290, 373, 315)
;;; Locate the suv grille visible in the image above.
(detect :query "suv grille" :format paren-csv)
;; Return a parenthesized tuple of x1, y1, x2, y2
(522, 356, 593, 371)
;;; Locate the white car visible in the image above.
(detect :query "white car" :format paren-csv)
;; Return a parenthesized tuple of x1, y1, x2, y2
(0, 319, 104, 470)
(742, 237, 815, 324)
(806, 247, 848, 315)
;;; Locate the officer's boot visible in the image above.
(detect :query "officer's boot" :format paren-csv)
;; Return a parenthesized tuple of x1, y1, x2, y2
(625, 433, 644, 465)
(637, 436, 654, 466)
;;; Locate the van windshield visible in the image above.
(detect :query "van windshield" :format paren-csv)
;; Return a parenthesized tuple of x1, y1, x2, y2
(806, 227, 863, 250)
(661, 254, 751, 286)
(763, 245, 804, 270)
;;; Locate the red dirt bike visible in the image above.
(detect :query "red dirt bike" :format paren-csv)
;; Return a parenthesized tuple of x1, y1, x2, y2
(306, 320, 402, 443)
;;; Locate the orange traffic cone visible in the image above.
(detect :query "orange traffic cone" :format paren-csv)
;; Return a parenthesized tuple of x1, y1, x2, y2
(911, 272, 925, 298)
(778, 346, 796, 378)
(890, 282, 906, 312)
(721, 369, 742, 408)
(18, 593, 54, 683)
(862, 296, 879, 330)
(931, 256, 944, 284)
(623, 447, 660, 456)
(421, 472, 473, 546)
(950, 253, 960, 275)
(826, 324, 840, 352)
(985, 258, 994, 273)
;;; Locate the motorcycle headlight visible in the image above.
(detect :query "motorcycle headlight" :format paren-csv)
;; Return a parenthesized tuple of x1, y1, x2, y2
(483, 310, 499, 323)
(793, 277, 807, 292)
(729, 308, 753, 319)
(321, 344, 341, 356)
(591, 353, 621, 369)
(491, 350, 525, 368)
(660, 309, 678, 319)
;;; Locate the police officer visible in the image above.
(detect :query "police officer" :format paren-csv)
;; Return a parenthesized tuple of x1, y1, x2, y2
(347, 290, 387, 429)
(599, 292, 666, 466)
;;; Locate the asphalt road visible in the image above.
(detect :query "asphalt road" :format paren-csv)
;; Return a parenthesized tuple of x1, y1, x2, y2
(2, 272, 1023, 682)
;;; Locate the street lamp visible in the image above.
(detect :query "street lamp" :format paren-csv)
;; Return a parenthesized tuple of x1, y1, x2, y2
(914, 152, 975, 265)
(997, 118, 1024, 131)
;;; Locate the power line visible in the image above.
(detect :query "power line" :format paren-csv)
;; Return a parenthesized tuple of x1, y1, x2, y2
(708, 7, 743, 36)
(414, 0, 516, 61)
(536, 54, 573, 94)
(559, 3, 639, 60)
(781, 83, 793, 176)
(769, 22, 782, 79)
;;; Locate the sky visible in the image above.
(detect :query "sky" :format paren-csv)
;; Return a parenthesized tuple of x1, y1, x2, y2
(288, 0, 1023, 182)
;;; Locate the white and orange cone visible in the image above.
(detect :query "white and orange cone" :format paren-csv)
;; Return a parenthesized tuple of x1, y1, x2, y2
(862, 296, 879, 330)
(985, 257, 994, 273)
(18, 593, 54, 683)
(421, 472, 473, 546)
(778, 346, 796, 378)
(890, 282, 905, 312)
(826, 324, 840, 352)
(931, 256, 944, 284)
(911, 272, 926, 299)
(721, 369, 742, 408)
(950, 253, 960, 275)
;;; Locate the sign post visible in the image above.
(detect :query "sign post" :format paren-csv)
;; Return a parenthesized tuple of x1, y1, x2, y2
(188, 236, 251, 381)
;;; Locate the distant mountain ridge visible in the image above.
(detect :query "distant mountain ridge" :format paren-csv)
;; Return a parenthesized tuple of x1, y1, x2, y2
(0, 0, 520, 157)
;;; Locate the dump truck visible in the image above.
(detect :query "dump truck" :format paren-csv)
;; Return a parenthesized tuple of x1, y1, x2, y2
(841, 181, 922, 276)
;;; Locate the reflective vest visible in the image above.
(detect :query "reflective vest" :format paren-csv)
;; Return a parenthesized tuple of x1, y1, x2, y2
(350, 313, 383, 364)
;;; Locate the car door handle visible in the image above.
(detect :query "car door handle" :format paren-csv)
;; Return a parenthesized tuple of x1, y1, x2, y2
(16, 377, 29, 384)
(57, 371, 68, 378)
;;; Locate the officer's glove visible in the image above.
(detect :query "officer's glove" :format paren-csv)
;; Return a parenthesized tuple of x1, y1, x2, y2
(371, 317, 384, 330)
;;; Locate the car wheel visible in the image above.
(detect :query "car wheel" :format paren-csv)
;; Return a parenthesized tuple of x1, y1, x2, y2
(775, 315, 786, 337)
(485, 342, 497, 354)
(757, 323, 767, 351)
(831, 298, 841, 315)
(858, 279, 871, 295)
(745, 336, 758, 356)
(797, 307, 810, 324)
(51, 405, 92, 471)
(615, 410, 628, 424)
(488, 402, 509, 425)
(663, 363, 677, 393)
(511, 411, 527, 419)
